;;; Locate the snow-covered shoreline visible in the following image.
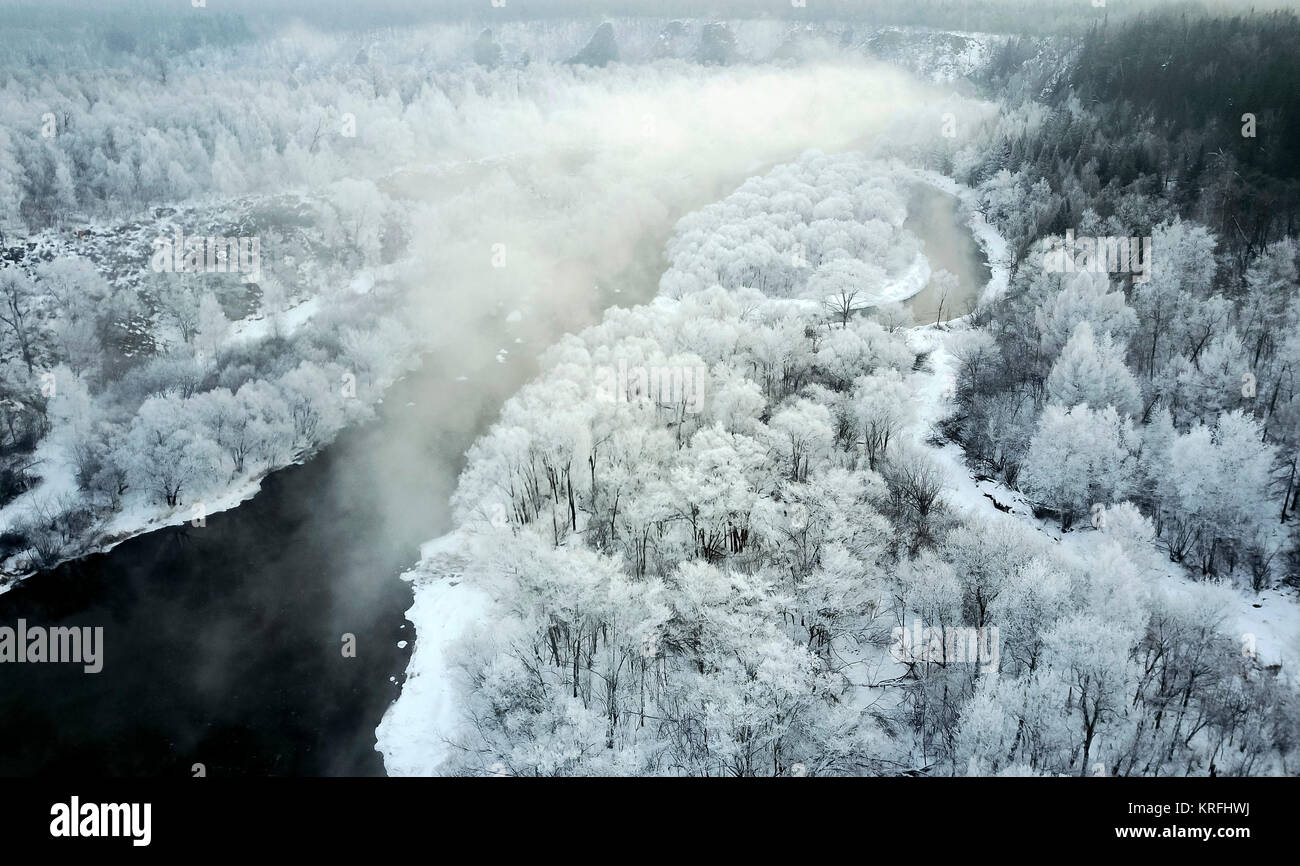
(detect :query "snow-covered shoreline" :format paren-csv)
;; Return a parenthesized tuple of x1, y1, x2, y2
(0, 278, 414, 596)
(0, 460, 279, 597)
(873, 250, 931, 307)
(375, 533, 493, 776)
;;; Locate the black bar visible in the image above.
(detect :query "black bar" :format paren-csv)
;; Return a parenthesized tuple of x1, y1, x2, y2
(0, 778, 1289, 854)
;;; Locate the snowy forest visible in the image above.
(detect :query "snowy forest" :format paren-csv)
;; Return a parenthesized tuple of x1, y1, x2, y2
(0, 0, 1297, 784)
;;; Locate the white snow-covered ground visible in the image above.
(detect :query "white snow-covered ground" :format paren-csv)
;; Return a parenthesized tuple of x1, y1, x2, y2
(375, 532, 493, 776)
(906, 325, 1035, 519)
(878, 251, 932, 307)
(226, 295, 321, 345)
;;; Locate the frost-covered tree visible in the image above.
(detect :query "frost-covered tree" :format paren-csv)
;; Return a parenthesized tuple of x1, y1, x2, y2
(194, 292, 229, 360)
(766, 399, 833, 483)
(1021, 403, 1137, 529)
(851, 369, 914, 471)
(124, 394, 224, 507)
(0, 267, 42, 373)
(1160, 410, 1276, 574)
(1034, 271, 1138, 358)
(1045, 322, 1142, 417)
(1042, 615, 1139, 776)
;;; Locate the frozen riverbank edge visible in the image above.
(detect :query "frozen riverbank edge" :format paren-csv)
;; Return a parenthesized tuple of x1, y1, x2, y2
(0, 270, 413, 597)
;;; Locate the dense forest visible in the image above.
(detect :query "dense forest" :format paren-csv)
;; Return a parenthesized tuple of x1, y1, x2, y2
(949, 11, 1300, 586)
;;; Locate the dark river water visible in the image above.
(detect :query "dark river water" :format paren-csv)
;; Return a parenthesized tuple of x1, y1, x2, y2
(0, 165, 986, 778)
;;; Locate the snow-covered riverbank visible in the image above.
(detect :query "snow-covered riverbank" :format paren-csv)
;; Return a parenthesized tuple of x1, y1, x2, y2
(375, 533, 492, 775)
(0, 255, 413, 595)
